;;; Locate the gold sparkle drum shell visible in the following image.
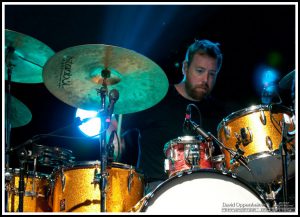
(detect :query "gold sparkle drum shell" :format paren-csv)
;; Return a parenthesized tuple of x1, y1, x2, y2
(49, 161, 144, 212)
(217, 104, 295, 183)
(6, 169, 52, 212)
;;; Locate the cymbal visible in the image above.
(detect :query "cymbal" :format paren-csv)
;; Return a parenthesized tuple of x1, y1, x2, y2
(5, 94, 32, 128)
(5, 29, 55, 83)
(43, 44, 169, 114)
(279, 69, 295, 89)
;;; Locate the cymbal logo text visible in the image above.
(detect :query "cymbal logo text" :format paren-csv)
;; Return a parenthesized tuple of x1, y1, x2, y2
(59, 56, 73, 88)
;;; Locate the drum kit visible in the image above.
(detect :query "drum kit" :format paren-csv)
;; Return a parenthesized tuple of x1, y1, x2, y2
(4, 29, 296, 213)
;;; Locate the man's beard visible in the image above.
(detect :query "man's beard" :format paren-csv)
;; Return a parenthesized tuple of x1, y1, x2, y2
(185, 82, 209, 101)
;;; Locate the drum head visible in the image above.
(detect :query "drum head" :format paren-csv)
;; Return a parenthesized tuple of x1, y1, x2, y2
(142, 169, 269, 214)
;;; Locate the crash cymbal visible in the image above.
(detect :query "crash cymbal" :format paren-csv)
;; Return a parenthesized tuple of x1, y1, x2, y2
(5, 94, 32, 128)
(43, 44, 169, 114)
(5, 29, 55, 83)
(279, 69, 295, 89)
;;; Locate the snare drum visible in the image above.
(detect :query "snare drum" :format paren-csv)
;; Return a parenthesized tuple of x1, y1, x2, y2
(132, 169, 270, 214)
(164, 136, 217, 177)
(49, 161, 144, 212)
(217, 104, 295, 183)
(6, 169, 51, 212)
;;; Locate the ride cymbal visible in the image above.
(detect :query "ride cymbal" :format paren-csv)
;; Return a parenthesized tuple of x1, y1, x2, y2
(43, 44, 169, 114)
(5, 29, 55, 83)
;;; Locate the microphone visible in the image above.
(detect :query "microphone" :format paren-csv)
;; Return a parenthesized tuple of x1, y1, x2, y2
(183, 105, 191, 130)
(261, 84, 277, 104)
(106, 89, 119, 124)
(188, 120, 211, 141)
(74, 116, 99, 126)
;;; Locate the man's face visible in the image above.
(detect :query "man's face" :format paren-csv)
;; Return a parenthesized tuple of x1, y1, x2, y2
(184, 53, 218, 101)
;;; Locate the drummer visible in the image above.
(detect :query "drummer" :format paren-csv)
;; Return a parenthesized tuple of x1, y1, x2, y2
(121, 39, 229, 193)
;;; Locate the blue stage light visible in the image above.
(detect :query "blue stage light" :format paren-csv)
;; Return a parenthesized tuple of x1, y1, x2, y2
(75, 108, 100, 138)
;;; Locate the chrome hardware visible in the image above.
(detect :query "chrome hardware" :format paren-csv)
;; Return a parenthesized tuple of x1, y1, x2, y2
(184, 144, 200, 167)
(240, 127, 253, 146)
(164, 159, 170, 172)
(223, 123, 231, 139)
(260, 110, 266, 125)
(60, 168, 66, 193)
(128, 168, 134, 192)
(266, 136, 273, 151)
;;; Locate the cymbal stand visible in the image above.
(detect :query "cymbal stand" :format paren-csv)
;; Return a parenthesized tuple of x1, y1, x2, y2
(279, 116, 291, 210)
(5, 46, 15, 212)
(17, 148, 28, 212)
(96, 68, 110, 212)
(5, 46, 16, 170)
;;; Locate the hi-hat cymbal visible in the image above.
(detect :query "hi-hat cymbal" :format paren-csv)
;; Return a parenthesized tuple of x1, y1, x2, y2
(43, 44, 169, 114)
(5, 29, 55, 83)
(279, 69, 295, 89)
(6, 94, 32, 128)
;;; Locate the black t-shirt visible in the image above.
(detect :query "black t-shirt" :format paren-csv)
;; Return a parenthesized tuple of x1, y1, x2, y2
(122, 85, 228, 182)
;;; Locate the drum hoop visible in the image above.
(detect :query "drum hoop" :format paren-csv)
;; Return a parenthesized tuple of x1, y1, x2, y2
(10, 169, 49, 178)
(217, 104, 293, 132)
(163, 136, 202, 153)
(142, 168, 269, 212)
(51, 161, 138, 174)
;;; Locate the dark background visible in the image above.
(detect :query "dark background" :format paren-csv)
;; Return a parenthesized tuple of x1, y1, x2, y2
(4, 4, 296, 169)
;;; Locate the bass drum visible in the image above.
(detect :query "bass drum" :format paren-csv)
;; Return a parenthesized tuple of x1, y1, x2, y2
(133, 169, 270, 214)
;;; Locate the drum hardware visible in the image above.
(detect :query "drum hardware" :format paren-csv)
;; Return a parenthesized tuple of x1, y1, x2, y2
(279, 115, 293, 210)
(208, 132, 251, 172)
(186, 118, 252, 173)
(16, 148, 28, 212)
(128, 168, 134, 192)
(263, 182, 282, 211)
(5, 46, 15, 171)
(95, 67, 120, 212)
(260, 110, 267, 125)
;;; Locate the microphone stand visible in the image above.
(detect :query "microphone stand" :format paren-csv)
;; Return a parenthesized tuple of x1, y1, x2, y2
(187, 120, 251, 172)
(96, 68, 110, 212)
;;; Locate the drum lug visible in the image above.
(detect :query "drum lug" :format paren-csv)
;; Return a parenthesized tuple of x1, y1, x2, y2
(128, 169, 134, 192)
(260, 110, 266, 125)
(240, 127, 253, 146)
(91, 166, 100, 187)
(266, 136, 273, 151)
(60, 169, 66, 193)
(164, 159, 170, 173)
(222, 122, 231, 139)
